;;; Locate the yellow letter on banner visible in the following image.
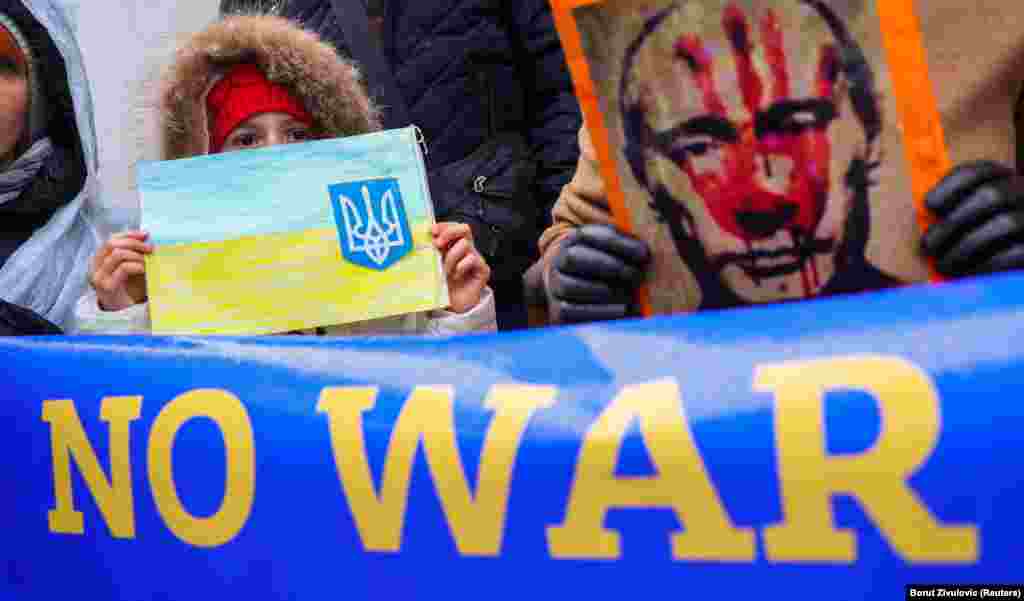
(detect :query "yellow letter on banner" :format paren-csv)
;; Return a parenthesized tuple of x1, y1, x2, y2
(547, 379, 755, 561)
(755, 356, 978, 563)
(42, 397, 142, 538)
(147, 389, 255, 548)
(317, 384, 556, 555)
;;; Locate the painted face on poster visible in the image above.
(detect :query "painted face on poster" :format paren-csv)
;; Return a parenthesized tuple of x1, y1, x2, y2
(622, 1, 887, 304)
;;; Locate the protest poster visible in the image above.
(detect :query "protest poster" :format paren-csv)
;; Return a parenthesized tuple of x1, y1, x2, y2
(550, 0, 946, 314)
(139, 126, 448, 335)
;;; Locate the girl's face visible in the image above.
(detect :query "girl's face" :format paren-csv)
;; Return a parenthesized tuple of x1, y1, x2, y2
(220, 112, 313, 153)
(0, 57, 28, 164)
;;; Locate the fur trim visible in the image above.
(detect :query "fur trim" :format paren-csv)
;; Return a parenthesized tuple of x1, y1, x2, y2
(159, 15, 381, 160)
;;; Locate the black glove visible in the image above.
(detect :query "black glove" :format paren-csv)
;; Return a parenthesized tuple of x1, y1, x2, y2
(545, 224, 651, 324)
(921, 161, 1024, 278)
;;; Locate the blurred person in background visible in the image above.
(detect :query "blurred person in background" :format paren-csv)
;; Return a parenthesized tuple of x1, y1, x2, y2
(0, 0, 101, 334)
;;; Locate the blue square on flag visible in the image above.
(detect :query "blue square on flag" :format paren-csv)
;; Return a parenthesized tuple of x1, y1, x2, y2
(329, 177, 414, 271)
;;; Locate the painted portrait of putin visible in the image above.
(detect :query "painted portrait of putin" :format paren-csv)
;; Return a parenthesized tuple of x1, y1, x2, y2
(619, 0, 904, 309)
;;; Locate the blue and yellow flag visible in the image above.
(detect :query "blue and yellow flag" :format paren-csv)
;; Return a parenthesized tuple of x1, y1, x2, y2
(139, 126, 447, 335)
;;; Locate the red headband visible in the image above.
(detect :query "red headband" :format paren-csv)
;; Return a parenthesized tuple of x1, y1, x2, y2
(206, 63, 313, 153)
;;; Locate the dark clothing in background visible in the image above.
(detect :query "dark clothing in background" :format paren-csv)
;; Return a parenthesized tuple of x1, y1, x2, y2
(0, 300, 61, 335)
(280, 0, 582, 329)
(0, 1, 86, 269)
(0, 144, 85, 269)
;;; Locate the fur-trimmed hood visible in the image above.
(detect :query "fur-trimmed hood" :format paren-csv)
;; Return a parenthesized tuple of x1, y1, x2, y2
(159, 14, 381, 160)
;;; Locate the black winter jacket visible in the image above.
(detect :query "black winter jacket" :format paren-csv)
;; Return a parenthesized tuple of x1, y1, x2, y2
(0, 300, 61, 335)
(280, 0, 582, 281)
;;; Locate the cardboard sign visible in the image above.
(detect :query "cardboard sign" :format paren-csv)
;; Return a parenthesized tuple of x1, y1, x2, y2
(912, 1, 1024, 170)
(551, 0, 947, 314)
(139, 127, 448, 335)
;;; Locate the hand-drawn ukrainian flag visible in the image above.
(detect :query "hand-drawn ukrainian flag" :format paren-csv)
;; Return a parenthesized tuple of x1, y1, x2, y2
(138, 126, 448, 335)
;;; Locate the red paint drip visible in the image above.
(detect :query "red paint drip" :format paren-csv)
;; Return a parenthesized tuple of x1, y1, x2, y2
(746, 238, 758, 285)
(789, 230, 809, 296)
(810, 252, 821, 289)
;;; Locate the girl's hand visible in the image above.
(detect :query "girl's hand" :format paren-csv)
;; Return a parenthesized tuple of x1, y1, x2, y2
(432, 222, 491, 314)
(89, 230, 153, 311)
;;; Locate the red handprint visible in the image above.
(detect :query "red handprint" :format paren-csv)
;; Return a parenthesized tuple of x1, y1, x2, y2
(658, 2, 842, 295)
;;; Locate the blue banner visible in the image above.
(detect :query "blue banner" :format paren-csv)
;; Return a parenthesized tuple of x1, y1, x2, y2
(3, 274, 1023, 599)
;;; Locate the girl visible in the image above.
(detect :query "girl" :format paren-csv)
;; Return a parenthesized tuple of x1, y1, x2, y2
(76, 15, 495, 335)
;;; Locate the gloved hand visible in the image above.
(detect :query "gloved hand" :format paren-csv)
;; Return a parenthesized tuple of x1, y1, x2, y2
(544, 224, 651, 324)
(921, 161, 1024, 278)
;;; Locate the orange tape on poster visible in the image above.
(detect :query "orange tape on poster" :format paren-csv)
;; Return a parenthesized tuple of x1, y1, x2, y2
(876, 0, 949, 282)
(549, 0, 947, 310)
(550, 0, 630, 231)
(549, 0, 655, 314)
